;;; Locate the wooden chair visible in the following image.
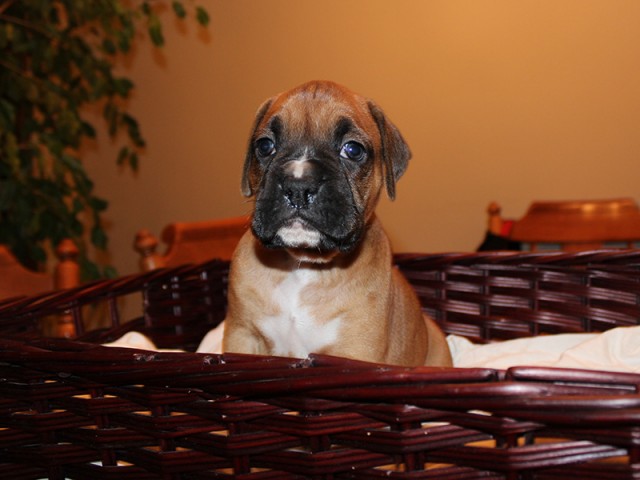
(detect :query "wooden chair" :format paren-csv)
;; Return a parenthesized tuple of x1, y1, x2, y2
(487, 198, 640, 251)
(0, 239, 80, 337)
(134, 216, 250, 271)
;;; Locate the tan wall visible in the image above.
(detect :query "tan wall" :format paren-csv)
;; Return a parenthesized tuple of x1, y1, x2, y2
(85, 0, 640, 276)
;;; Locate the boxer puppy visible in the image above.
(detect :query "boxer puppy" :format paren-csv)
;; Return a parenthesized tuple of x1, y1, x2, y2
(222, 80, 452, 367)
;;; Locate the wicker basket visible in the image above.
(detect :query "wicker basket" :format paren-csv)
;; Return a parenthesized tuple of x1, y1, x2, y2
(1, 251, 640, 479)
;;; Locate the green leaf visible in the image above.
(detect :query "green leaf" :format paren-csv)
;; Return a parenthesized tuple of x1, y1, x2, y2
(32, 245, 48, 266)
(123, 114, 145, 147)
(102, 265, 119, 279)
(60, 153, 84, 174)
(102, 38, 117, 55)
(0, 97, 14, 125)
(81, 121, 96, 138)
(172, 2, 187, 18)
(117, 30, 132, 52)
(148, 14, 164, 46)
(114, 77, 134, 97)
(79, 256, 101, 282)
(89, 196, 109, 212)
(196, 6, 210, 26)
(117, 146, 130, 166)
(2, 132, 19, 161)
(72, 197, 84, 215)
(0, 179, 16, 211)
(91, 224, 108, 249)
(129, 151, 139, 171)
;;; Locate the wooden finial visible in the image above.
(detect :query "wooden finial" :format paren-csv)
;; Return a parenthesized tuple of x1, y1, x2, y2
(54, 239, 80, 290)
(134, 229, 164, 272)
(487, 202, 503, 235)
(53, 239, 80, 338)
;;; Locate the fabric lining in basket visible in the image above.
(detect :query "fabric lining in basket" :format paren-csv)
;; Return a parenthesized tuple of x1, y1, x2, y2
(1, 251, 640, 479)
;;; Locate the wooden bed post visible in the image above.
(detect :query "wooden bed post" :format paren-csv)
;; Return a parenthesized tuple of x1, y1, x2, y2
(134, 229, 166, 272)
(487, 201, 504, 236)
(52, 239, 80, 338)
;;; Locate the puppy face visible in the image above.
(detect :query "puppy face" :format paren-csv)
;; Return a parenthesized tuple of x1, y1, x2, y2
(242, 81, 410, 260)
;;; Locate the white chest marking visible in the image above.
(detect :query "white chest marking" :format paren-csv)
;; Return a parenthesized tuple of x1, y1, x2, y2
(259, 268, 341, 357)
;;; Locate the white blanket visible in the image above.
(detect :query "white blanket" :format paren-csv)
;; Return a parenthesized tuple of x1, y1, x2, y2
(449, 327, 640, 373)
(106, 324, 640, 373)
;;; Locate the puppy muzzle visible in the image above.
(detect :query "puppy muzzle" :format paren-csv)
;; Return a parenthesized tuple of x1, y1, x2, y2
(251, 159, 363, 253)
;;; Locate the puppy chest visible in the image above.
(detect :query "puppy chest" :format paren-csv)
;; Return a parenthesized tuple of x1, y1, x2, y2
(259, 270, 341, 357)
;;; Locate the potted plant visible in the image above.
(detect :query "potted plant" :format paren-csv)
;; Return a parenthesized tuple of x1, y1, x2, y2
(0, 1, 209, 279)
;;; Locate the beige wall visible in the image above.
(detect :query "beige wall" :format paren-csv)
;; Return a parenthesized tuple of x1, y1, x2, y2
(85, 0, 640, 276)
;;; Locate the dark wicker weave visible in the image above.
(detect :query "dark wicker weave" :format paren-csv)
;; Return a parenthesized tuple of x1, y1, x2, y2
(1, 251, 640, 479)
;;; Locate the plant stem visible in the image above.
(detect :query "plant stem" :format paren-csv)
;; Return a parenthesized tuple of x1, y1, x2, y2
(0, 0, 16, 16)
(0, 13, 55, 38)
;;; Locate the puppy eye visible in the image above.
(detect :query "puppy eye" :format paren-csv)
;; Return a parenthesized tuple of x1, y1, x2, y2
(255, 138, 276, 157)
(340, 141, 366, 161)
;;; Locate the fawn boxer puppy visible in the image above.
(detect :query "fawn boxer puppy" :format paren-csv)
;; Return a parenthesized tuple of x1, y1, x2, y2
(223, 80, 451, 367)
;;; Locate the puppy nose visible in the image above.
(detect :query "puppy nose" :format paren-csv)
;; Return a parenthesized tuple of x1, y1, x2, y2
(281, 177, 318, 210)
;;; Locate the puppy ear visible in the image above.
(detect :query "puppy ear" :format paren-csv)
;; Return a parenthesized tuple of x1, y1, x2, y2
(367, 101, 411, 200)
(241, 98, 273, 197)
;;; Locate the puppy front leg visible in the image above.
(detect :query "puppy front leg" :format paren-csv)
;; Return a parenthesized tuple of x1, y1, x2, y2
(222, 320, 268, 355)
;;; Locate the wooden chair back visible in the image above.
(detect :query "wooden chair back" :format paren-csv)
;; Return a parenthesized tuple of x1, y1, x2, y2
(0, 239, 80, 337)
(487, 198, 640, 251)
(134, 216, 250, 271)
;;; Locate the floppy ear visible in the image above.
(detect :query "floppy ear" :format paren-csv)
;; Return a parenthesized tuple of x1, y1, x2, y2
(241, 98, 273, 197)
(367, 101, 411, 200)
